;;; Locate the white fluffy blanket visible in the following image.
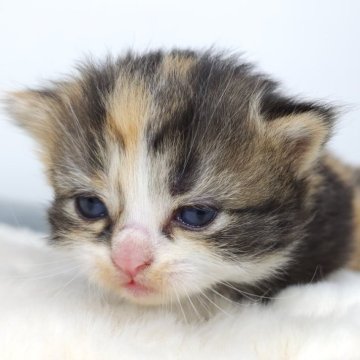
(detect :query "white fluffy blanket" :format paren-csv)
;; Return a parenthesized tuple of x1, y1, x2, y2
(1, 224, 360, 360)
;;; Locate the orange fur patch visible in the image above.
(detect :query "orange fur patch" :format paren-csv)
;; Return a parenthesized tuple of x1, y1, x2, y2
(106, 75, 152, 154)
(161, 54, 196, 80)
(6, 91, 58, 166)
(265, 112, 329, 176)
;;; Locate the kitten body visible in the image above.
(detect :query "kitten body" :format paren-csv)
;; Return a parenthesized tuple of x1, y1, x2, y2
(7, 50, 360, 305)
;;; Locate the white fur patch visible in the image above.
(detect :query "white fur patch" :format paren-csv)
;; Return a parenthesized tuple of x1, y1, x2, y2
(1, 225, 360, 359)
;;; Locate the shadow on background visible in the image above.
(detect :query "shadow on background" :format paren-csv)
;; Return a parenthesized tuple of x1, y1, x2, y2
(0, 199, 49, 233)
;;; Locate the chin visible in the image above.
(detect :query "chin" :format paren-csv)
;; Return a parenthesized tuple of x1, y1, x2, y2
(88, 260, 175, 306)
(120, 288, 169, 306)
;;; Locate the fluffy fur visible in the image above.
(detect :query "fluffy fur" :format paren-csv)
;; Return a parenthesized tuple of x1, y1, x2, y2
(6, 50, 360, 306)
(1, 224, 360, 359)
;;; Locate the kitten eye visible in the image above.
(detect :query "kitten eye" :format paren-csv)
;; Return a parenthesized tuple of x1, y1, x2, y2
(175, 206, 217, 229)
(75, 196, 108, 220)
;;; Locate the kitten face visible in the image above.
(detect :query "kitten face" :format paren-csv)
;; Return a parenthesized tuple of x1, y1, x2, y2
(7, 51, 334, 305)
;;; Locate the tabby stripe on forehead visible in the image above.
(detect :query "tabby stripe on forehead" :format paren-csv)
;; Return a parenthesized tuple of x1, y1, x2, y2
(106, 75, 152, 153)
(104, 74, 154, 221)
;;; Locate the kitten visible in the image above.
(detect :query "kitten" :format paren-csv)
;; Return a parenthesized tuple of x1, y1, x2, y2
(6, 50, 360, 306)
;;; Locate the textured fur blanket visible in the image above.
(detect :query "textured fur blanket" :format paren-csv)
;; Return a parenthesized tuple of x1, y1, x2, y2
(1, 224, 360, 360)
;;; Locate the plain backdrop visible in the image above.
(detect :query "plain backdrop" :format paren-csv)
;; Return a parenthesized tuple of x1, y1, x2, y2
(0, 0, 359, 207)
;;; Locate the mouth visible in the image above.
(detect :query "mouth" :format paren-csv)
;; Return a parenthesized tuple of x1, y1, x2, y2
(93, 261, 167, 304)
(123, 279, 154, 297)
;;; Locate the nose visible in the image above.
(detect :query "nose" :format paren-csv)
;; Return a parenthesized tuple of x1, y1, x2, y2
(111, 227, 153, 278)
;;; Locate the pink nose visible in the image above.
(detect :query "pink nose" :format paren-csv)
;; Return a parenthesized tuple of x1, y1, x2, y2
(111, 227, 153, 278)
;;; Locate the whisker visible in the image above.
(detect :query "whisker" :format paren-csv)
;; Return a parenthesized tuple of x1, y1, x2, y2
(193, 293, 211, 318)
(219, 280, 297, 301)
(195, 285, 231, 316)
(1, 264, 82, 282)
(172, 284, 188, 323)
(50, 269, 82, 299)
(178, 281, 202, 320)
(218, 281, 263, 303)
(14, 258, 78, 268)
(208, 286, 239, 306)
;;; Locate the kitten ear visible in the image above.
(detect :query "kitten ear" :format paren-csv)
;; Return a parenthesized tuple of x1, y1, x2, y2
(261, 102, 335, 177)
(5, 89, 58, 146)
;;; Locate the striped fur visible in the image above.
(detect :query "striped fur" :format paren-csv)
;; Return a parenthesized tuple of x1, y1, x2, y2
(6, 50, 359, 305)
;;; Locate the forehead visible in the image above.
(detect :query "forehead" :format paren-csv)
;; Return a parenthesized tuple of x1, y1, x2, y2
(52, 51, 280, 206)
(76, 51, 259, 140)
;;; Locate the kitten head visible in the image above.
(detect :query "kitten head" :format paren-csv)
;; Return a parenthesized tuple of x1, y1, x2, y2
(7, 51, 334, 305)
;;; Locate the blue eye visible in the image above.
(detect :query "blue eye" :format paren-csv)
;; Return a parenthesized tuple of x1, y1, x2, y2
(76, 196, 108, 220)
(176, 206, 217, 228)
